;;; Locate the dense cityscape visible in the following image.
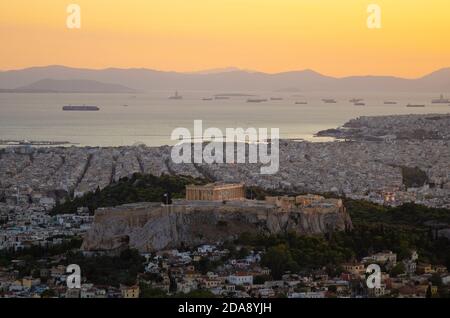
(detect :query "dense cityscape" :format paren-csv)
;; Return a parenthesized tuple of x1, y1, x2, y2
(0, 114, 449, 298)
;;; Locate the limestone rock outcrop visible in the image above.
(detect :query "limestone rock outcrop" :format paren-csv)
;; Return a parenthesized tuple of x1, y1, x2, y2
(81, 200, 353, 252)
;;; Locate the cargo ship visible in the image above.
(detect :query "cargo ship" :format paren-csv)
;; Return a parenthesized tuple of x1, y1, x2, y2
(431, 94, 450, 104)
(63, 105, 99, 111)
(247, 98, 268, 103)
(322, 98, 337, 103)
(169, 91, 183, 100)
(406, 103, 425, 108)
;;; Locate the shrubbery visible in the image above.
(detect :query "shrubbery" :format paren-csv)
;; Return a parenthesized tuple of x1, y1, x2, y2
(51, 173, 207, 215)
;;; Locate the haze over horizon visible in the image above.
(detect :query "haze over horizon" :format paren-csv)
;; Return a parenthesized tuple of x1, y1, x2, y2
(1, 64, 449, 92)
(1, 0, 450, 78)
(1, 64, 450, 80)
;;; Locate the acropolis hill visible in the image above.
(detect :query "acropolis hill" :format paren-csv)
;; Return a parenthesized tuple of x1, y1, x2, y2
(81, 188, 352, 252)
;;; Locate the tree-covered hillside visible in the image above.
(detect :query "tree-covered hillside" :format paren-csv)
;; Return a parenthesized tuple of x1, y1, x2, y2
(51, 173, 207, 215)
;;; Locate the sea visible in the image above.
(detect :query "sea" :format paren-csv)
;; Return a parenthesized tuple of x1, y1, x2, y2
(0, 91, 449, 147)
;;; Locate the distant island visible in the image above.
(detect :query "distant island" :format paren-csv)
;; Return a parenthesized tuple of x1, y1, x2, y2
(1, 65, 450, 92)
(0, 78, 138, 94)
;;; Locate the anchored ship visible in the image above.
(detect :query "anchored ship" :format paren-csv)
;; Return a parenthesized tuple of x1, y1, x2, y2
(322, 98, 337, 103)
(247, 98, 268, 103)
(406, 103, 425, 108)
(63, 105, 99, 111)
(169, 91, 183, 100)
(431, 94, 450, 104)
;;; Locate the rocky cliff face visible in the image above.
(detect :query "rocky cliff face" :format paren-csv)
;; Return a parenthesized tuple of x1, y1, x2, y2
(81, 200, 353, 252)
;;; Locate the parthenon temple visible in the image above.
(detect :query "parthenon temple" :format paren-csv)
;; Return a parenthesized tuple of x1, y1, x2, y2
(185, 183, 245, 201)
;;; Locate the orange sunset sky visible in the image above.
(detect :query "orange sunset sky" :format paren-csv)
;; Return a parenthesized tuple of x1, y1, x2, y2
(1, 0, 449, 77)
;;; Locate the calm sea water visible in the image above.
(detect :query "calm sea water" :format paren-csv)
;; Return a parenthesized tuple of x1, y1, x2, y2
(0, 91, 449, 147)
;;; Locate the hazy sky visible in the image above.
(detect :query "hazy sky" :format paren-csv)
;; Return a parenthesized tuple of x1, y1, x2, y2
(1, 0, 449, 77)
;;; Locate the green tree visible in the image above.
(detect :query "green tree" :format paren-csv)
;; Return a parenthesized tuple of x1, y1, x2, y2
(261, 244, 298, 279)
(390, 263, 405, 277)
(139, 284, 167, 298)
(253, 275, 271, 285)
(237, 247, 250, 259)
(429, 273, 442, 287)
(41, 289, 56, 298)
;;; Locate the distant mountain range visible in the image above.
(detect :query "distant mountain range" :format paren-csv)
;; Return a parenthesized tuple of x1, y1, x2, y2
(0, 65, 449, 93)
(0, 79, 137, 93)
